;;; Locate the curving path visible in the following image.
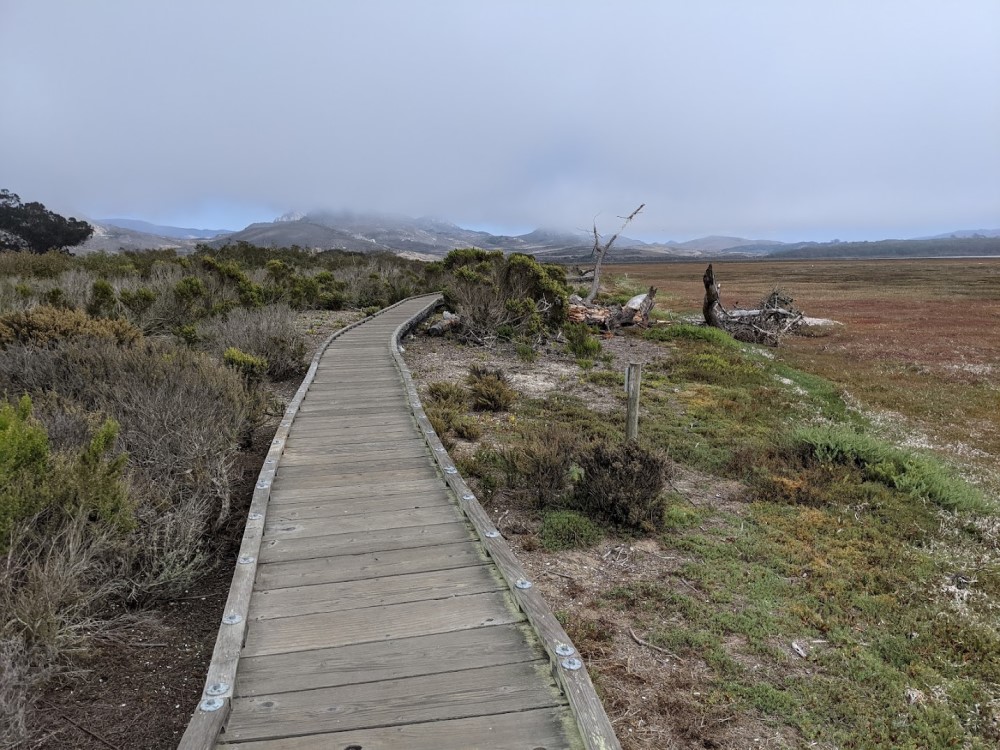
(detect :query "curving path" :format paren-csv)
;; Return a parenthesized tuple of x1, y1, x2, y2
(180, 295, 619, 750)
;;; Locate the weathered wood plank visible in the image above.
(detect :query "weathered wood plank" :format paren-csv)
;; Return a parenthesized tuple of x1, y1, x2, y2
(274, 455, 433, 479)
(267, 477, 445, 504)
(234, 622, 543, 696)
(242, 591, 523, 657)
(223, 661, 560, 741)
(282, 425, 417, 441)
(255, 540, 485, 590)
(280, 435, 425, 451)
(249, 564, 503, 620)
(264, 490, 451, 521)
(263, 504, 459, 539)
(282, 427, 418, 445)
(258, 522, 474, 564)
(278, 443, 427, 464)
(270, 466, 438, 490)
(218, 708, 575, 750)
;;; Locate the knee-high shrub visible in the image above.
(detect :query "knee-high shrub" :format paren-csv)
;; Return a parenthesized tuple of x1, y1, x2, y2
(570, 441, 669, 532)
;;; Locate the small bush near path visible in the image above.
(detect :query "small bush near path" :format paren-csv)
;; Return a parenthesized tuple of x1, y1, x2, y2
(540, 510, 602, 551)
(570, 441, 670, 532)
(466, 364, 517, 412)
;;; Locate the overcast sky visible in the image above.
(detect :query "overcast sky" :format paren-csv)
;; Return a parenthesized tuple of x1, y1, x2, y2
(1, 1, 998, 242)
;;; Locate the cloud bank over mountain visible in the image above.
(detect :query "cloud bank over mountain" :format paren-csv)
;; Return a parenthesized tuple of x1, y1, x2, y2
(1, 1, 998, 242)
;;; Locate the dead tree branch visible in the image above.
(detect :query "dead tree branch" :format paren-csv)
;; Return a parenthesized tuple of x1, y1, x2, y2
(583, 203, 645, 305)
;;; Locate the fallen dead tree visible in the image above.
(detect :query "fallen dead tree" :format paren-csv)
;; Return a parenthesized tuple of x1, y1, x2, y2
(702, 264, 804, 346)
(568, 286, 658, 330)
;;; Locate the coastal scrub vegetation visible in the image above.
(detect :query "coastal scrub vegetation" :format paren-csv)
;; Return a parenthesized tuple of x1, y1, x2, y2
(0, 243, 435, 746)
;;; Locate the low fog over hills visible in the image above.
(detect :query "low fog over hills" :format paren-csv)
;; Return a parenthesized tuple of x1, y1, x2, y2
(80, 212, 1000, 261)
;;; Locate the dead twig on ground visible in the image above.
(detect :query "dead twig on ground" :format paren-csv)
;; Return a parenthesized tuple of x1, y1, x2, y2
(41, 701, 122, 750)
(628, 628, 680, 660)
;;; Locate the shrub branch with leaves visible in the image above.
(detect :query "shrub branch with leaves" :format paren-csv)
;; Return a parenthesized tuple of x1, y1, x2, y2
(436, 249, 568, 345)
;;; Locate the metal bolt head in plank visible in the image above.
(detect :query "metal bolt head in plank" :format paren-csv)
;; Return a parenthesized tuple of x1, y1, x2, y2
(238, 555, 255, 565)
(555, 643, 575, 657)
(445, 466, 458, 474)
(462, 493, 475, 501)
(206, 682, 229, 696)
(222, 613, 242, 625)
(561, 657, 584, 671)
(515, 578, 533, 589)
(271, 438, 283, 445)
(256, 480, 269, 489)
(248, 512, 263, 521)
(485, 529, 500, 538)
(200, 697, 225, 712)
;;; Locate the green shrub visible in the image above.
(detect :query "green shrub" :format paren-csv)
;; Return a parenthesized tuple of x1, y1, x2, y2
(515, 342, 537, 362)
(426, 380, 468, 409)
(500, 424, 585, 507)
(426, 406, 457, 450)
(223, 347, 269, 382)
(119, 286, 156, 317)
(794, 426, 988, 512)
(0, 306, 141, 348)
(452, 415, 482, 441)
(570, 441, 669, 532)
(645, 323, 739, 349)
(467, 365, 517, 412)
(564, 322, 602, 358)
(0, 339, 254, 529)
(86, 278, 117, 318)
(0, 250, 73, 279)
(441, 248, 568, 344)
(540, 510, 602, 551)
(0, 395, 131, 546)
(673, 351, 762, 387)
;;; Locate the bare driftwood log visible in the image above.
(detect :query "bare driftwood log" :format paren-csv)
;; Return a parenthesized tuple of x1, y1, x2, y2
(702, 265, 803, 346)
(569, 286, 657, 330)
(427, 311, 461, 336)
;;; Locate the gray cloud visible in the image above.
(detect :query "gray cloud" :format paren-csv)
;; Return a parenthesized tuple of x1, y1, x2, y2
(2, 0, 998, 241)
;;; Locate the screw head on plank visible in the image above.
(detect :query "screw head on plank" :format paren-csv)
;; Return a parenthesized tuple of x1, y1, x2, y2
(200, 697, 225, 712)
(561, 657, 584, 671)
(206, 682, 229, 696)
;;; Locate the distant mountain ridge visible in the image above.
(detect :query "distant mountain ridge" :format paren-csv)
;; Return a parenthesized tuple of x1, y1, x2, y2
(99, 218, 233, 239)
(66, 211, 1000, 261)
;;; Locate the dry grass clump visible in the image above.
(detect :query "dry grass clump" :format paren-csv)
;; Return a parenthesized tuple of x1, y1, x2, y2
(0, 338, 253, 533)
(0, 305, 141, 347)
(198, 304, 307, 380)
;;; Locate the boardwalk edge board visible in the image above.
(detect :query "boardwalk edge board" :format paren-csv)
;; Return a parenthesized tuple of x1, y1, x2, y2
(390, 298, 622, 750)
(178, 295, 436, 749)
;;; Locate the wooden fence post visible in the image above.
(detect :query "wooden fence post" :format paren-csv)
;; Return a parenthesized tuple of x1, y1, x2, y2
(625, 362, 641, 441)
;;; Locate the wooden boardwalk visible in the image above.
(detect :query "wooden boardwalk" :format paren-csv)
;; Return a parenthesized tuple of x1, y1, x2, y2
(181, 295, 619, 750)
